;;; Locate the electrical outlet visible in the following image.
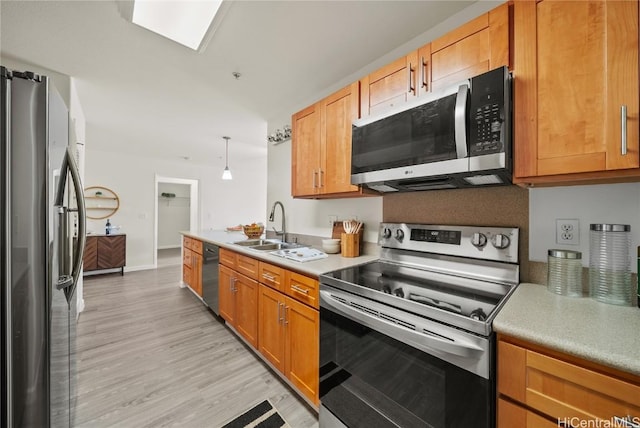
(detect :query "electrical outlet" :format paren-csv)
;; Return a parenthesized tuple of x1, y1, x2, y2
(555, 219, 580, 245)
(328, 215, 338, 226)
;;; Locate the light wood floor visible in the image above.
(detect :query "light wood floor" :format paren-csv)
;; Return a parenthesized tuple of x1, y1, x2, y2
(75, 266, 318, 428)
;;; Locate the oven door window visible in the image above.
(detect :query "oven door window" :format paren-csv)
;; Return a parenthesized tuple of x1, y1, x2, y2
(320, 308, 493, 428)
(351, 94, 458, 175)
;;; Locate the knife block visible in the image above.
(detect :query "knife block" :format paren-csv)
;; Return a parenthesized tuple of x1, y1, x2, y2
(341, 233, 360, 258)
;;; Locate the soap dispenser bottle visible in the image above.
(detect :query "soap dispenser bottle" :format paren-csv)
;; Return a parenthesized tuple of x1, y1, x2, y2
(105, 218, 111, 235)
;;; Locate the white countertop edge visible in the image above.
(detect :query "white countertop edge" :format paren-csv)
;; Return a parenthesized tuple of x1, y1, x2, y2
(494, 283, 640, 377)
(181, 230, 379, 277)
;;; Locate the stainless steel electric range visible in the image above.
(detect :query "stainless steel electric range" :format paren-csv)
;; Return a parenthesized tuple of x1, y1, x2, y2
(319, 223, 519, 428)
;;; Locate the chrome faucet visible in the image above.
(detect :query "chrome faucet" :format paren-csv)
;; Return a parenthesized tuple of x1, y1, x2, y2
(268, 201, 286, 242)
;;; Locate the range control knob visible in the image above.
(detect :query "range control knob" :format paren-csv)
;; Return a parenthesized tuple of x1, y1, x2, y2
(471, 232, 488, 248)
(395, 229, 405, 241)
(491, 233, 511, 249)
(382, 228, 392, 239)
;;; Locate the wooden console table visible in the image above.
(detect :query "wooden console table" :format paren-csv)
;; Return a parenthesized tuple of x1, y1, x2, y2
(83, 234, 126, 276)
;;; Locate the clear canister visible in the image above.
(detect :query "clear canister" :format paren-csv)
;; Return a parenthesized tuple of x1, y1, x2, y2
(589, 224, 634, 306)
(547, 249, 583, 297)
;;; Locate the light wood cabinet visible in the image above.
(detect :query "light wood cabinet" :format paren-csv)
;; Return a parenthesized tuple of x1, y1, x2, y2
(513, 0, 640, 186)
(83, 234, 126, 276)
(218, 263, 259, 347)
(218, 264, 235, 324)
(258, 284, 286, 372)
(219, 248, 321, 405)
(360, 52, 418, 116)
(258, 283, 319, 405)
(259, 262, 285, 293)
(292, 82, 372, 199)
(497, 335, 640, 427)
(284, 296, 319, 405)
(182, 236, 202, 296)
(429, 3, 510, 91)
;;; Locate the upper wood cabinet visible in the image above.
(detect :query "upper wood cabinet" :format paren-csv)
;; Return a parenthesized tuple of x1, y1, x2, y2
(360, 51, 419, 116)
(292, 82, 371, 199)
(429, 2, 510, 91)
(359, 2, 510, 114)
(513, 0, 640, 186)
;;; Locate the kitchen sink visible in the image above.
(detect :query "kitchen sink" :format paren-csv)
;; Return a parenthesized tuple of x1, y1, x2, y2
(231, 239, 307, 252)
(232, 239, 274, 247)
(249, 242, 307, 251)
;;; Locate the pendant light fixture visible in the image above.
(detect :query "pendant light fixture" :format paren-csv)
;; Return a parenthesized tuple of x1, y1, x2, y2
(221, 136, 232, 180)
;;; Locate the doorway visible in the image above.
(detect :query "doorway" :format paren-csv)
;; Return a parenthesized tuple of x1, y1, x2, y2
(154, 175, 198, 268)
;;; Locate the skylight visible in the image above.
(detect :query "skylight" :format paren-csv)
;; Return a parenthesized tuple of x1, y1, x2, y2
(132, 1, 223, 50)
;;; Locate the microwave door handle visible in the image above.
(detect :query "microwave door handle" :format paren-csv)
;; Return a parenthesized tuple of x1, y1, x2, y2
(319, 290, 482, 358)
(454, 84, 469, 159)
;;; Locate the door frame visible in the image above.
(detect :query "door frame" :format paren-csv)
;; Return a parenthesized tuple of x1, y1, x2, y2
(153, 175, 199, 268)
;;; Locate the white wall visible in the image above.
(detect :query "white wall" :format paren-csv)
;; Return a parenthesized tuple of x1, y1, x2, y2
(267, 139, 382, 243)
(85, 149, 267, 269)
(157, 183, 190, 249)
(530, 183, 640, 272)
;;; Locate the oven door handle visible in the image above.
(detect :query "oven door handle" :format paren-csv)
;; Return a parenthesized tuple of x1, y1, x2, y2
(320, 290, 483, 358)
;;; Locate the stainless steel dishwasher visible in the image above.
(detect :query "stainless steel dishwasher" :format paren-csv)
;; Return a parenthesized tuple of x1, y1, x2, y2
(201, 243, 219, 315)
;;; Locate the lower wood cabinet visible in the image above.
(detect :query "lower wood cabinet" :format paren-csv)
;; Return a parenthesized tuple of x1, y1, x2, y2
(219, 250, 320, 406)
(218, 264, 258, 348)
(83, 234, 126, 275)
(182, 236, 203, 296)
(258, 284, 319, 405)
(497, 335, 640, 427)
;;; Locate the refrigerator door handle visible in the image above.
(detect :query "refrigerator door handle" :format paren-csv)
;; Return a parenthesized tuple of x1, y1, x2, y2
(54, 147, 86, 300)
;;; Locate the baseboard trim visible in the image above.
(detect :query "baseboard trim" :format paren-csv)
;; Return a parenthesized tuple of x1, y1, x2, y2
(125, 264, 156, 273)
(158, 245, 181, 250)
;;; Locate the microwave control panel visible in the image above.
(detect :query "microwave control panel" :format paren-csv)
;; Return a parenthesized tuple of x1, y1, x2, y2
(469, 67, 510, 157)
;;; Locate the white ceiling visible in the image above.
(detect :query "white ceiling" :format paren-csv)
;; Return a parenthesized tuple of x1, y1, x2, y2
(0, 0, 476, 165)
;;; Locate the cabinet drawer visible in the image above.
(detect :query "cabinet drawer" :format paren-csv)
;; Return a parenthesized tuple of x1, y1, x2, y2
(285, 271, 318, 309)
(183, 236, 192, 250)
(236, 254, 259, 280)
(190, 239, 203, 255)
(498, 339, 640, 423)
(259, 262, 285, 292)
(219, 248, 237, 268)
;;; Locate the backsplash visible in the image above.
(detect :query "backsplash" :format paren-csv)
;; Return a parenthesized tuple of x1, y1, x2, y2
(382, 185, 533, 282)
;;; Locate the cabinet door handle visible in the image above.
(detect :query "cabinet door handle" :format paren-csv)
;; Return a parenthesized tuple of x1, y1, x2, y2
(421, 56, 428, 90)
(407, 62, 415, 94)
(319, 169, 324, 188)
(621, 105, 628, 155)
(262, 273, 276, 282)
(312, 170, 318, 188)
(284, 305, 289, 325)
(278, 302, 285, 324)
(291, 284, 309, 295)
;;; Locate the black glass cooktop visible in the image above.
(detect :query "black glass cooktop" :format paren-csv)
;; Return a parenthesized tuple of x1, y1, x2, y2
(322, 260, 510, 322)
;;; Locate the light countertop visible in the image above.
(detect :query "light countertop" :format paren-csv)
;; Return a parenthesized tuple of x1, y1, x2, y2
(494, 283, 640, 376)
(181, 230, 379, 277)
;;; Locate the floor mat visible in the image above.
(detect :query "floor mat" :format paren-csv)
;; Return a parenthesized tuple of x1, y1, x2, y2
(221, 400, 291, 428)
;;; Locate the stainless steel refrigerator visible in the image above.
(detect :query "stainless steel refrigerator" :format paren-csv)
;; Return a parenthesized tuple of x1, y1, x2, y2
(1, 66, 86, 427)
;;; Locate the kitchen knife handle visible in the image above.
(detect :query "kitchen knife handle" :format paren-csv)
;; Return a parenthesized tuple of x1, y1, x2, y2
(621, 105, 628, 155)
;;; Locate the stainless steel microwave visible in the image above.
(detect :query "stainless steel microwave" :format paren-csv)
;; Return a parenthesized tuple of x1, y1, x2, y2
(351, 66, 512, 192)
